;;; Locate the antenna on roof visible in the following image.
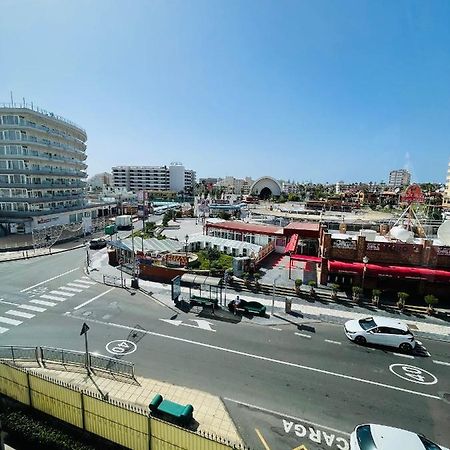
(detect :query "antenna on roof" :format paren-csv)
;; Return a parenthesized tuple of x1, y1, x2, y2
(10, 91, 14, 106)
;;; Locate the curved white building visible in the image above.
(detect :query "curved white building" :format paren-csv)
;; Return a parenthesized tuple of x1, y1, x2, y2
(0, 103, 88, 234)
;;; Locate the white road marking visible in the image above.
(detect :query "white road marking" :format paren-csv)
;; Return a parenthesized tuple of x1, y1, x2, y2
(73, 288, 115, 310)
(325, 339, 342, 345)
(18, 304, 46, 312)
(5, 310, 35, 319)
(433, 360, 450, 367)
(30, 299, 56, 307)
(224, 397, 351, 437)
(67, 283, 90, 289)
(65, 315, 442, 401)
(0, 299, 20, 307)
(50, 290, 75, 297)
(81, 276, 91, 280)
(59, 286, 82, 293)
(20, 268, 79, 292)
(40, 294, 66, 302)
(271, 327, 283, 331)
(74, 279, 95, 285)
(0, 316, 23, 326)
(0, 327, 9, 334)
(393, 352, 415, 359)
(295, 332, 312, 339)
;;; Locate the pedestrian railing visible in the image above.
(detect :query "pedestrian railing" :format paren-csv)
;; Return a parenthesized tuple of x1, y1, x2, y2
(103, 274, 127, 288)
(0, 345, 135, 380)
(0, 346, 38, 363)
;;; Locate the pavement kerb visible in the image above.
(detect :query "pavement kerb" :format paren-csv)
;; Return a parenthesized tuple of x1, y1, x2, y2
(0, 243, 85, 263)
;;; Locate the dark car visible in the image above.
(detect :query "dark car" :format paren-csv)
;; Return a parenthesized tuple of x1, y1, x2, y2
(89, 238, 107, 250)
(227, 299, 266, 316)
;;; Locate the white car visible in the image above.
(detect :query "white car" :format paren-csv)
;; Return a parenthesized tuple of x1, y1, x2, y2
(344, 316, 416, 353)
(350, 424, 449, 450)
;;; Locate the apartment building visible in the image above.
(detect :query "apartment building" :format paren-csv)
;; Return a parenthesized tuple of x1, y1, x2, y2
(112, 162, 196, 194)
(0, 103, 92, 234)
(388, 169, 411, 188)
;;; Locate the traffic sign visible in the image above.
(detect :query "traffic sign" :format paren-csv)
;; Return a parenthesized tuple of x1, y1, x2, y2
(80, 323, 90, 336)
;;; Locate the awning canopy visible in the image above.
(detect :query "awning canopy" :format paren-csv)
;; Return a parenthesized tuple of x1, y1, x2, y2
(181, 274, 223, 287)
(284, 234, 299, 253)
(328, 260, 450, 283)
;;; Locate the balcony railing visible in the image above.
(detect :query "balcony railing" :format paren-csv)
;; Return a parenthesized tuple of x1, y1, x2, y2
(0, 168, 86, 177)
(1, 152, 88, 169)
(0, 103, 86, 135)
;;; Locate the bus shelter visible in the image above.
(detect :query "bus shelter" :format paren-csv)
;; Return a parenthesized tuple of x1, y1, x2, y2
(180, 274, 223, 304)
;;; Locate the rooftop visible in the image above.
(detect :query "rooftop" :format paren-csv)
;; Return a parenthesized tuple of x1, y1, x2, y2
(205, 220, 284, 236)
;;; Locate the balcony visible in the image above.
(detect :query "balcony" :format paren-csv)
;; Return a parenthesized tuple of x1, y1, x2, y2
(0, 181, 86, 189)
(0, 193, 82, 203)
(0, 168, 86, 178)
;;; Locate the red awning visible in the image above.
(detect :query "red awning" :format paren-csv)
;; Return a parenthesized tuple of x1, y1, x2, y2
(291, 254, 322, 263)
(285, 234, 299, 253)
(328, 260, 450, 283)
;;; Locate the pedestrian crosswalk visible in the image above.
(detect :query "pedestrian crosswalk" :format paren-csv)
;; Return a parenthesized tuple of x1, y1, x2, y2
(0, 276, 99, 335)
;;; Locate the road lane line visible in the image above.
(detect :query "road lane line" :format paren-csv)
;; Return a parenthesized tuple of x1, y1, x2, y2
(64, 315, 442, 401)
(40, 294, 66, 302)
(5, 310, 35, 319)
(18, 304, 46, 312)
(67, 283, 90, 289)
(295, 332, 312, 339)
(393, 352, 415, 359)
(255, 428, 271, 450)
(0, 299, 20, 307)
(50, 290, 75, 297)
(0, 316, 23, 326)
(226, 398, 350, 437)
(434, 360, 450, 367)
(325, 339, 342, 345)
(0, 327, 9, 334)
(20, 268, 79, 292)
(74, 279, 96, 285)
(30, 299, 56, 307)
(59, 287, 82, 293)
(73, 288, 115, 310)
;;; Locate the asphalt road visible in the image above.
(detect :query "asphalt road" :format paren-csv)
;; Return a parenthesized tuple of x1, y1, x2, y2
(1, 251, 450, 450)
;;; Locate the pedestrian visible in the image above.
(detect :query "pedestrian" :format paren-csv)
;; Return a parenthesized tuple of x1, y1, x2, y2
(233, 295, 241, 315)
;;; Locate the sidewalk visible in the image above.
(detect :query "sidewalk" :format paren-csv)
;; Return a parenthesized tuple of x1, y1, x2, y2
(10, 363, 243, 446)
(87, 250, 450, 342)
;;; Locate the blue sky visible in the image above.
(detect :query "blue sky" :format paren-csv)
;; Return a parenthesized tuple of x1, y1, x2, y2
(1, 0, 449, 183)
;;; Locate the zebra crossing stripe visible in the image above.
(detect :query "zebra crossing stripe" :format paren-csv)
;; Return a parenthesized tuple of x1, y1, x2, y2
(67, 283, 90, 289)
(50, 290, 75, 297)
(5, 310, 35, 319)
(0, 316, 23, 326)
(74, 279, 95, 286)
(18, 304, 46, 312)
(59, 286, 82, 293)
(0, 327, 8, 334)
(30, 299, 56, 307)
(40, 294, 66, 302)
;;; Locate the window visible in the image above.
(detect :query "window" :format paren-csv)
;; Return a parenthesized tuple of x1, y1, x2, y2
(418, 435, 442, 450)
(355, 425, 377, 450)
(359, 318, 377, 330)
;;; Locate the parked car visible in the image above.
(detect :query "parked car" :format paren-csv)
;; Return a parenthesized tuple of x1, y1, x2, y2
(350, 424, 449, 450)
(344, 316, 416, 353)
(227, 298, 266, 316)
(89, 238, 107, 250)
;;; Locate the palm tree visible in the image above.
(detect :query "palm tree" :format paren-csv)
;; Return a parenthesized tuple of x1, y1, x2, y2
(397, 292, 409, 310)
(352, 286, 362, 302)
(330, 283, 340, 300)
(372, 289, 382, 307)
(295, 279, 303, 295)
(424, 294, 439, 315)
(308, 280, 317, 297)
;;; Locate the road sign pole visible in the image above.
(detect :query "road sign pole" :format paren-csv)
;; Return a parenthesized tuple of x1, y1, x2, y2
(80, 323, 90, 373)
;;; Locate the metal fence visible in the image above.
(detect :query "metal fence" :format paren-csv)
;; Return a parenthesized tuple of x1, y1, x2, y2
(90, 353, 135, 379)
(40, 346, 86, 367)
(103, 274, 127, 288)
(0, 346, 38, 363)
(0, 345, 135, 379)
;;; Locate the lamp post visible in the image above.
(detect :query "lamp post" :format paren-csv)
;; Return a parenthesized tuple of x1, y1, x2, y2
(288, 251, 293, 279)
(272, 274, 281, 315)
(184, 234, 189, 266)
(362, 255, 369, 296)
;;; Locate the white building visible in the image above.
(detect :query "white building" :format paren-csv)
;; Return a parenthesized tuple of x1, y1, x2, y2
(112, 162, 195, 194)
(214, 176, 253, 195)
(388, 169, 411, 188)
(444, 161, 450, 210)
(88, 172, 112, 190)
(0, 102, 96, 234)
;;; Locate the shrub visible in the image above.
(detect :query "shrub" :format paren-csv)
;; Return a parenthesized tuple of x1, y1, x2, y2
(295, 279, 303, 287)
(424, 294, 439, 307)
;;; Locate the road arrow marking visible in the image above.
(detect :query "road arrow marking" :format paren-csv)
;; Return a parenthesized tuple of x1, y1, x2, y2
(292, 445, 308, 450)
(160, 319, 183, 326)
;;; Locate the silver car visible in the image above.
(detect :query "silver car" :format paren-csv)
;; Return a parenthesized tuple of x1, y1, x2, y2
(344, 316, 416, 353)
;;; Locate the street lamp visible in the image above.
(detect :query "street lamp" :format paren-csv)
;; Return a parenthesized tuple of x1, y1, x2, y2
(362, 255, 369, 295)
(184, 234, 189, 265)
(288, 251, 293, 279)
(272, 274, 282, 315)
